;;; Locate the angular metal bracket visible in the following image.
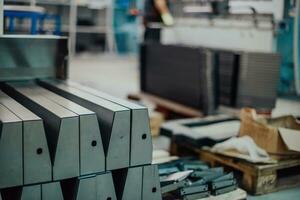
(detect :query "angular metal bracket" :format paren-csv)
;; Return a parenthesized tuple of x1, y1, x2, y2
(76, 175, 97, 200)
(0, 91, 52, 185)
(42, 182, 64, 200)
(37, 79, 130, 170)
(61, 172, 117, 200)
(142, 165, 162, 200)
(112, 167, 143, 200)
(0, 104, 22, 188)
(63, 80, 153, 166)
(2, 82, 80, 181)
(21, 185, 41, 200)
(96, 172, 117, 200)
(28, 85, 105, 176)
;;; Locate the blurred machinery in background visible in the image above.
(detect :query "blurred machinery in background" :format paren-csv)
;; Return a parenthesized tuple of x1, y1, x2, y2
(161, 0, 300, 96)
(140, 43, 281, 115)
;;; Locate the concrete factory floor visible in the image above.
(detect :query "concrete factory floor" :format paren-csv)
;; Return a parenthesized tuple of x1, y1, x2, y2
(70, 54, 300, 200)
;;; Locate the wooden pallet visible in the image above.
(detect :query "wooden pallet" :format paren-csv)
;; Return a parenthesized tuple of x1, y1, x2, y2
(171, 142, 300, 195)
(128, 92, 203, 119)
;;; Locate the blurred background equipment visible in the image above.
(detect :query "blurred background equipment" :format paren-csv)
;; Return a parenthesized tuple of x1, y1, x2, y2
(140, 43, 281, 115)
(1, 1, 300, 200)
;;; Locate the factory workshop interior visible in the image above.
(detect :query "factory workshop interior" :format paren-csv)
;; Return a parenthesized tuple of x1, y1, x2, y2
(0, 0, 300, 200)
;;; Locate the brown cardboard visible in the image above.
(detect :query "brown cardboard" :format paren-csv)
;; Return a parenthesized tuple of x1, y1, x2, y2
(239, 108, 300, 155)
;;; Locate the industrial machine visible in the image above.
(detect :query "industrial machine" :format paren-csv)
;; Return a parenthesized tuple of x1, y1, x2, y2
(161, 0, 300, 96)
(0, 35, 162, 200)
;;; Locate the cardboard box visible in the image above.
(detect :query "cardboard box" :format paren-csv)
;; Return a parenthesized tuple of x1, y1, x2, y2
(239, 108, 300, 155)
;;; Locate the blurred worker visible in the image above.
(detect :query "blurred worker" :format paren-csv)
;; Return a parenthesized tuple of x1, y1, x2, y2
(144, 0, 174, 42)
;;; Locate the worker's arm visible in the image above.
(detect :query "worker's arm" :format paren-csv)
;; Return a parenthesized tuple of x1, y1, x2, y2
(154, 0, 174, 26)
(154, 0, 169, 14)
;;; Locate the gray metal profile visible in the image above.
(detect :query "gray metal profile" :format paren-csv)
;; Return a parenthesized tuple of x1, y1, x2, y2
(42, 182, 64, 200)
(142, 165, 162, 200)
(27, 84, 105, 176)
(2, 82, 80, 181)
(63, 80, 153, 167)
(0, 91, 52, 185)
(76, 175, 97, 200)
(37, 79, 130, 170)
(183, 191, 210, 200)
(180, 185, 208, 196)
(96, 172, 117, 200)
(61, 172, 117, 200)
(21, 185, 41, 200)
(113, 167, 143, 200)
(0, 104, 22, 188)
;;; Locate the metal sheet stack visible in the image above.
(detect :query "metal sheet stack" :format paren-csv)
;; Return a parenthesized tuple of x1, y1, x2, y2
(140, 43, 217, 115)
(140, 43, 281, 113)
(159, 159, 238, 200)
(216, 50, 281, 109)
(0, 80, 162, 200)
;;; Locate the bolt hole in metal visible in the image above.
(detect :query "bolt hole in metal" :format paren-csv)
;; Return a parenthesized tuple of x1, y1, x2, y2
(152, 187, 157, 193)
(91, 140, 97, 147)
(142, 133, 147, 140)
(36, 148, 43, 155)
(107, 197, 112, 200)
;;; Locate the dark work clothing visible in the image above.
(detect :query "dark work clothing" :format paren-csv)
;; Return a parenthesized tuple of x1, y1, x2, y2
(144, 27, 161, 43)
(144, 0, 170, 24)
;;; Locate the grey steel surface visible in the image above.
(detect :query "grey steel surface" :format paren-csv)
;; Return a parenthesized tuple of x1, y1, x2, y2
(21, 185, 41, 200)
(63, 80, 153, 167)
(212, 173, 234, 182)
(38, 79, 131, 170)
(0, 36, 68, 82)
(183, 191, 210, 200)
(77, 176, 97, 200)
(212, 185, 237, 196)
(62, 173, 117, 200)
(0, 91, 52, 185)
(2, 82, 80, 181)
(161, 180, 189, 194)
(28, 85, 105, 176)
(212, 179, 236, 190)
(0, 104, 23, 188)
(236, 52, 281, 109)
(42, 182, 64, 200)
(140, 43, 217, 115)
(142, 165, 162, 200)
(180, 185, 208, 195)
(96, 172, 117, 200)
(113, 167, 143, 200)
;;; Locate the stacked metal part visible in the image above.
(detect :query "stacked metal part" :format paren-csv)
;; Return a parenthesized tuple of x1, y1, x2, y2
(140, 43, 217, 115)
(159, 159, 237, 200)
(0, 80, 162, 200)
(216, 50, 281, 109)
(215, 51, 240, 107)
(140, 43, 281, 114)
(0, 36, 162, 200)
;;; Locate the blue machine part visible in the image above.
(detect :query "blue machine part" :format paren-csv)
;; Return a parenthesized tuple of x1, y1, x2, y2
(277, 18, 295, 94)
(277, 1, 300, 95)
